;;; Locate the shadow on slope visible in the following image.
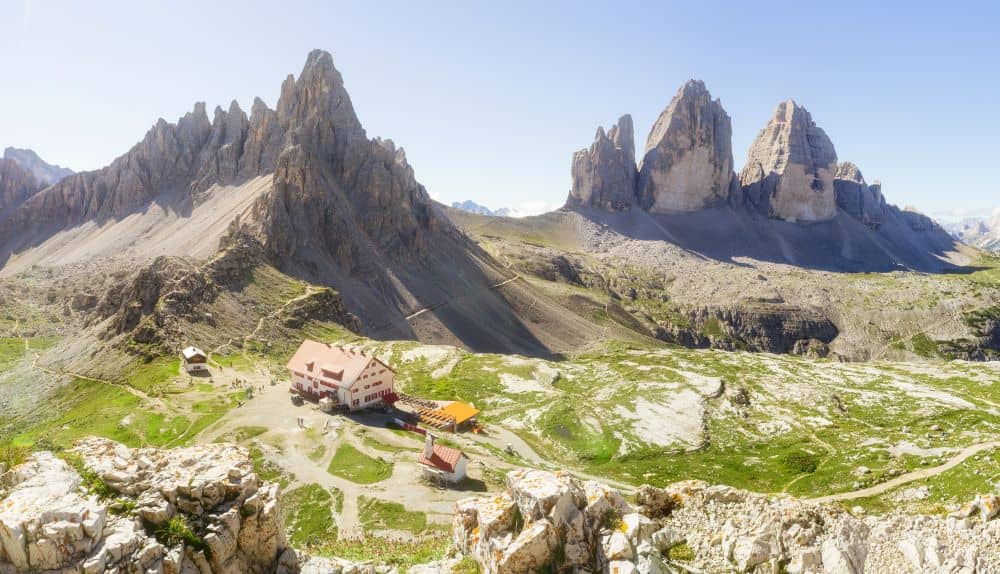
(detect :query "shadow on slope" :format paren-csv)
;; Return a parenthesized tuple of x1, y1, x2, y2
(567, 204, 976, 274)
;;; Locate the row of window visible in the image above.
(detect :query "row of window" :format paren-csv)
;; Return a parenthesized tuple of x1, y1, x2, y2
(363, 389, 389, 403)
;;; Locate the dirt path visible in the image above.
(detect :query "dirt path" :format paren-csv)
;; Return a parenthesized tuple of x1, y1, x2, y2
(491, 275, 521, 288)
(465, 425, 637, 493)
(783, 431, 838, 493)
(809, 440, 1000, 503)
(28, 349, 156, 404)
(213, 286, 318, 355)
(199, 382, 474, 539)
(873, 311, 962, 361)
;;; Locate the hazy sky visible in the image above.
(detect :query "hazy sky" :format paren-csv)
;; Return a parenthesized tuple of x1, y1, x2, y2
(2, 0, 997, 219)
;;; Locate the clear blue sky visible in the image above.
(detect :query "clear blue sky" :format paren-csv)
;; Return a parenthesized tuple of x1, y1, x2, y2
(2, 0, 997, 219)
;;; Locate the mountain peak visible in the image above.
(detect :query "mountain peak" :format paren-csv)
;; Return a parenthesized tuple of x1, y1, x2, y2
(568, 114, 638, 211)
(637, 79, 734, 213)
(739, 99, 838, 222)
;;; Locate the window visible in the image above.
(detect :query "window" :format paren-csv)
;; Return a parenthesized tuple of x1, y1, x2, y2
(352, 399, 359, 407)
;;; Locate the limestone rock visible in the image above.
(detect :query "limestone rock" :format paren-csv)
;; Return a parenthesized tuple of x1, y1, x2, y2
(637, 80, 734, 213)
(568, 115, 637, 211)
(0, 439, 291, 574)
(505, 469, 585, 523)
(740, 100, 838, 222)
(497, 519, 558, 573)
(833, 162, 885, 228)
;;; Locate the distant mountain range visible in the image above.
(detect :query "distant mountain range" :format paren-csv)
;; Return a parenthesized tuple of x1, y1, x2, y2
(450, 200, 518, 217)
(0, 49, 994, 360)
(946, 211, 1000, 252)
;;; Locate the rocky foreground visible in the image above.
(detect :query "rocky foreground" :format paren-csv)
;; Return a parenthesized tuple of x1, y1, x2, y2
(456, 470, 1000, 573)
(0, 438, 375, 574)
(2, 440, 999, 573)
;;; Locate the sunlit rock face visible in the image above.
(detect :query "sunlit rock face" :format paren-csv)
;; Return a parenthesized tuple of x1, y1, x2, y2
(740, 100, 838, 222)
(637, 80, 735, 213)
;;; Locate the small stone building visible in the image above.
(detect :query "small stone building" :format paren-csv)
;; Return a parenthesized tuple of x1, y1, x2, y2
(181, 347, 208, 374)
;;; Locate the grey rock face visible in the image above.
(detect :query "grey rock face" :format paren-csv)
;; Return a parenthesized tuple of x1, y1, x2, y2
(2, 147, 74, 186)
(14, 104, 214, 228)
(833, 162, 886, 229)
(569, 114, 637, 210)
(740, 100, 838, 222)
(6, 50, 442, 268)
(637, 80, 734, 213)
(0, 158, 43, 211)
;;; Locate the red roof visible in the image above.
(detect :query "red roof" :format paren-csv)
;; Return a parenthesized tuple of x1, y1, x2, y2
(417, 443, 465, 473)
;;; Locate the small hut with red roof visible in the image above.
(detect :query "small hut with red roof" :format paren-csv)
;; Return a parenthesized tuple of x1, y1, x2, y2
(417, 434, 468, 484)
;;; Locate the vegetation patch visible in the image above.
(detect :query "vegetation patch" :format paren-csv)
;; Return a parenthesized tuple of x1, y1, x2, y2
(154, 515, 207, 553)
(249, 446, 293, 488)
(667, 541, 695, 561)
(214, 426, 268, 444)
(909, 333, 941, 358)
(778, 450, 821, 474)
(362, 435, 411, 454)
(127, 358, 180, 394)
(283, 483, 338, 546)
(308, 444, 327, 463)
(310, 534, 450, 568)
(327, 444, 393, 484)
(359, 496, 428, 534)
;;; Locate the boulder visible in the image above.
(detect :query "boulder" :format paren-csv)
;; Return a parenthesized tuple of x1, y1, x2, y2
(505, 469, 585, 523)
(583, 480, 633, 527)
(496, 519, 557, 573)
(820, 521, 868, 574)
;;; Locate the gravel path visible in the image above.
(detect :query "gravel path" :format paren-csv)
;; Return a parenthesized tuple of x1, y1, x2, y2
(809, 440, 1000, 503)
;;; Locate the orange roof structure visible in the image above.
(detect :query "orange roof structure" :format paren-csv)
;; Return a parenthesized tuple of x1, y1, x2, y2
(417, 443, 465, 473)
(439, 401, 480, 425)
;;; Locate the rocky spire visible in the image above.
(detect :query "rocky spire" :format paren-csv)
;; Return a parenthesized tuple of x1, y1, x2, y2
(275, 49, 364, 148)
(637, 80, 734, 213)
(191, 101, 251, 191)
(739, 100, 838, 222)
(568, 115, 638, 211)
(834, 161, 885, 229)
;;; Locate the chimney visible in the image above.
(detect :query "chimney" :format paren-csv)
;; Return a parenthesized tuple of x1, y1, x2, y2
(423, 433, 435, 459)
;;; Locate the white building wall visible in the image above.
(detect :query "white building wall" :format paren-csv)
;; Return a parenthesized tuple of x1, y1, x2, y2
(344, 360, 395, 410)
